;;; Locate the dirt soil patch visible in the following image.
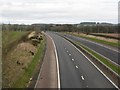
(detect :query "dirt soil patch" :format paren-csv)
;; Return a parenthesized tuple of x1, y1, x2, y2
(2, 31, 42, 88)
(3, 42, 37, 87)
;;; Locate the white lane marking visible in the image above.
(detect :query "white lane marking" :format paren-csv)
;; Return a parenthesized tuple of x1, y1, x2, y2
(81, 76, 85, 80)
(66, 35, 120, 67)
(72, 59, 74, 61)
(76, 66, 78, 69)
(63, 37, 119, 89)
(67, 51, 69, 52)
(69, 54, 71, 56)
(65, 47, 66, 49)
(72, 35, 119, 53)
(86, 86, 88, 87)
(46, 33, 61, 89)
(81, 44, 119, 67)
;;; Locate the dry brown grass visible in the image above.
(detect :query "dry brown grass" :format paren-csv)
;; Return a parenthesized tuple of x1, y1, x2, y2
(3, 42, 37, 87)
(92, 33, 120, 38)
(72, 32, 118, 43)
(2, 31, 43, 88)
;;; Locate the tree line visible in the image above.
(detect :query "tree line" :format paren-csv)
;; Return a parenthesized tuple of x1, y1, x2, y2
(1, 22, 119, 34)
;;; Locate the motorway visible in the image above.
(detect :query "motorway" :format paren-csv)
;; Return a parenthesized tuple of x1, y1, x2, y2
(60, 33, 120, 65)
(46, 32, 116, 88)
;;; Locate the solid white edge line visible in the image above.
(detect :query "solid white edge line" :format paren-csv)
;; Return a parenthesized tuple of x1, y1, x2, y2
(81, 43, 120, 67)
(71, 34, 119, 53)
(67, 35, 119, 66)
(79, 43, 120, 76)
(62, 37, 119, 89)
(47, 33, 61, 89)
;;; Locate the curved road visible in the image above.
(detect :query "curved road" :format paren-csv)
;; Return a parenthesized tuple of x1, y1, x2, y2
(47, 32, 117, 88)
(61, 34, 119, 65)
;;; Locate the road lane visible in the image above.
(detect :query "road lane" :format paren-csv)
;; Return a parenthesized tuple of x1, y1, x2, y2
(62, 34, 119, 65)
(47, 32, 116, 88)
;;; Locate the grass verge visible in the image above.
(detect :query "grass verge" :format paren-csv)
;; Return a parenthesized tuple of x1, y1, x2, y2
(75, 41, 120, 75)
(2, 30, 29, 49)
(12, 36, 46, 88)
(68, 32, 120, 47)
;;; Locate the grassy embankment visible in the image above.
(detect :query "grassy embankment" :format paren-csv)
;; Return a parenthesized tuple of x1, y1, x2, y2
(0, 30, 2, 89)
(0, 30, 1, 59)
(66, 32, 120, 48)
(2, 30, 28, 49)
(2, 30, 30, 87)
(13, 35, 46, 88)
(3, 30, 46, 88)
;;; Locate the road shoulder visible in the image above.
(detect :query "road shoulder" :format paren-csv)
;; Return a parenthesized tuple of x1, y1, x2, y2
(35, 33, 58, 88)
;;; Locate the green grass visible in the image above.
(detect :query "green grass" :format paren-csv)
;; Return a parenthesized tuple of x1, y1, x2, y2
(12, 36, 46, 88)
(2, 30, 28, 49)
(69, 33, 120, 47)
(75, 41, 120, 75)
(0, 30, 1, 46)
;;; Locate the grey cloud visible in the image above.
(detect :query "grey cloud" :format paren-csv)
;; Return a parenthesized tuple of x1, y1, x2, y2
(0, 0, 119, 24)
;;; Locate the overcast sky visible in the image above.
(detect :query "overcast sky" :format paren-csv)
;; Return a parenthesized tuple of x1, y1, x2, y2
(0, 0, 119, 24)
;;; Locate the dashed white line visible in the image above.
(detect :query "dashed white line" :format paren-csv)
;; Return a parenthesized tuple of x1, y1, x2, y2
(65, 48, 66, 49)
(72, 59, 74, 61)
(62, 37, 119, 89)
(82, 44, 119, 67)
(68, 40, 119, 89)
(81, 76, 85, 80)
(76, 66, 78, 69)
(69, 54, 71, 56)
(67, 51, 69, 52)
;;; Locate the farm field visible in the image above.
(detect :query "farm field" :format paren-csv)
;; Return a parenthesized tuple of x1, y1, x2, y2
(91, 33, 120, 39)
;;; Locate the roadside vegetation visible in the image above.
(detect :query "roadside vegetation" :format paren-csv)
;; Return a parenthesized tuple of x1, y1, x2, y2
(13, 34, 46, 87)
(89, 33, 120, 40)
(0, 30, 2, 89)
(2, 30, 29, 55)
(66, 32, 120, 48)
(2, 22, 119, 88)
(2, 30, 46, 88)
(43, 22, 119, 47)
(61, 34, 120, 75)
(3, 30, 27, 48)
(0, 30, 2, 58)
(75, 41, 120, 75)
(3, 30, 29, 88)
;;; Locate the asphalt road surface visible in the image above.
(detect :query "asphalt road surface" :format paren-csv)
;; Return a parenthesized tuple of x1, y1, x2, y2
(35, 34, 58, 88)
(47, 32, 117, 88)
(61, 33, 119, 65)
